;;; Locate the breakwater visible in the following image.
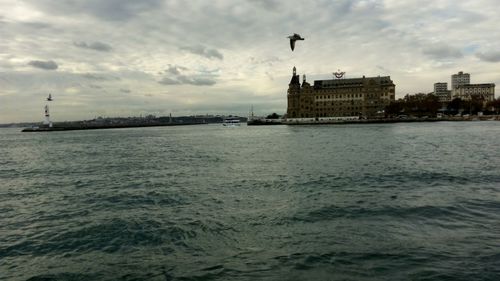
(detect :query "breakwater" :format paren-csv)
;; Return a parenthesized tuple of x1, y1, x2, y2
(22, 123, 207, 132)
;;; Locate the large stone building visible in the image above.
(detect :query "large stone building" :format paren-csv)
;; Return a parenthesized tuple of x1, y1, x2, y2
(449, 71, 495, 102)
(452, 83, 495, 102)
(286, 67, 395, 118)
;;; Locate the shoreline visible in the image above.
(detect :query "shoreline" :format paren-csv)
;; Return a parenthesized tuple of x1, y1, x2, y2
(248, 116, 500, 125)
(20, 116, 500, 131)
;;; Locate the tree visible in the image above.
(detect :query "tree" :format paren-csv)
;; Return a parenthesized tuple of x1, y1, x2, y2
(469, 95, 485, 114)
(389, 93, 441, 117)
(385, 100, 404, 116)
(266, 113, 280, 119)
(486, 98, 500, 114)
(447, 98, 463, 114)
(420, 94, 440, 115)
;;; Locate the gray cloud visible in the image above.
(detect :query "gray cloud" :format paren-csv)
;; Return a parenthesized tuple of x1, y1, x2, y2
(178, 76, 216, 86)
(120, 88, 131, 93)
(376, 65, 391, 73)
(423, 44, 463, 59)
(158, 77, 180, 85)
(24, 0, 164, 21)
(159, 75, 216, 86)
(180, 45, 223, 60)
(165, 65, 188, 75)
(265, 71, 274, 80)
(28, 60, 58, 70)
(476, 51, 500, 63)
(21, 21, 52, 29)
(74, 41, 112, 52)
(159, 65, 217, 86)
(248, 0, 278, 10)
(249, 56, 282, 66)
(81, 73, 120, 81)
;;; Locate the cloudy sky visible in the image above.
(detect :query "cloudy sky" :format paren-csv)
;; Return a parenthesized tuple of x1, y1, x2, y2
(1, 0, 500, 123)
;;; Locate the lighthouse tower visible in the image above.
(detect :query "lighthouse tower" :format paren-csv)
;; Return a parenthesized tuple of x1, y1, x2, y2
(43, 94, 53, 127)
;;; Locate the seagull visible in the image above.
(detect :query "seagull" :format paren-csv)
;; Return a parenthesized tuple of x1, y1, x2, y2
(287, 33, 304, 51)
(47, 94, 53, 101)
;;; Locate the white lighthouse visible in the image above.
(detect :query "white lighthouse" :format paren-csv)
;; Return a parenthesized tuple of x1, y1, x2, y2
(43, 94, 53, 127)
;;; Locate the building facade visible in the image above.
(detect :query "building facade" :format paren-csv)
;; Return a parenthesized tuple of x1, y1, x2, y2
(433, 82, 451, 102)
(287, 67, 395, 118)
(451, 71, 470, 89)
(452, 83, 495, 102)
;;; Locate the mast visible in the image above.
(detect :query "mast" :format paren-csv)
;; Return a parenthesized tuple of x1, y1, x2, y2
(249, 105, 254, 120)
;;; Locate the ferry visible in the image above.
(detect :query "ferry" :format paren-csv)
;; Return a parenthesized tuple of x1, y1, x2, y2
(222, 118, 240, 127)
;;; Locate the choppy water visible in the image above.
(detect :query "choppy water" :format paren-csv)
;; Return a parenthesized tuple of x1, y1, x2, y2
(1, 122, 500, 281)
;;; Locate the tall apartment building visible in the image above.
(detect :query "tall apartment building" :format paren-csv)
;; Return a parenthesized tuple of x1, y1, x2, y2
(451, 71, 470, 89)
(433, 82, 451, 102)
(287, 67, 395, 118)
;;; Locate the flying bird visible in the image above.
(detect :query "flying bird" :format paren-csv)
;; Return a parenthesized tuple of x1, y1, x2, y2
(287, 33, 304, 51)
(47, 94, 53, 101)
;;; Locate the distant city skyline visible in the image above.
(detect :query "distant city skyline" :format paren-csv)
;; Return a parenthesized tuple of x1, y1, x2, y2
(1, 0, 500, 123)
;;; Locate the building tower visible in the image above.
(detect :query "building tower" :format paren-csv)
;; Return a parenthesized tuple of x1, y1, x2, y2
(433, 82, 451, 103)
(43, 94, 53, 127)
(451, 71, 470, 89)
(287, 66, 301, 118)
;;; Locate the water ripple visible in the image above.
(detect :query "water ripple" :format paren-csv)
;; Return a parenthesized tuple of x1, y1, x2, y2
(1, 123, 500, 280)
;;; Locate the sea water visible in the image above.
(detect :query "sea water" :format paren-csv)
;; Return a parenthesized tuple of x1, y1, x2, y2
(1, 122, 500, 281)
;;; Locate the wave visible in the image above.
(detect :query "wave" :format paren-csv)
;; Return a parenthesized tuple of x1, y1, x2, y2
(1, 218, 196, 258)
(291, 203, 499, 224)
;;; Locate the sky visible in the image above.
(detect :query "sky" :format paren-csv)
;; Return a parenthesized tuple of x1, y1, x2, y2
(1, 0, 500, 123)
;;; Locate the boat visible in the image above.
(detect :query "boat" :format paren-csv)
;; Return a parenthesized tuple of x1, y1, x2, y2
(222, 118, 240, 127)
